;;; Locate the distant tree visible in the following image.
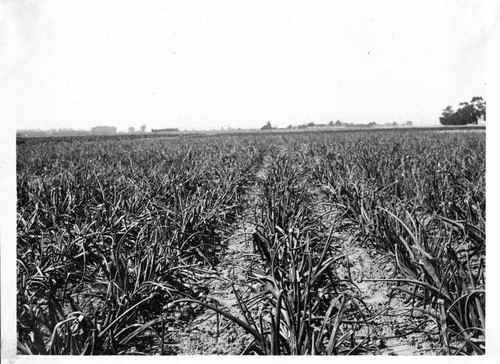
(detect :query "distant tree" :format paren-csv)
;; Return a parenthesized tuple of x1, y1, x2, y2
(471, 96, 486, 121)
(128, 126, 135, 133)
(140, 124, 146, 132)
(334, 120, 342, 127)
(405, 120, 413, 126)
(440, 106, 456, 125)
(440, 97, 486, 125)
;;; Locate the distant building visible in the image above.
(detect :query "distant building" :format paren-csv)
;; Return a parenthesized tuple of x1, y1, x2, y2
(17, 128, 91, 137)
(91, 126, 117, 135)
(151, 128, 179, 133)
(261, 121, 274, 130)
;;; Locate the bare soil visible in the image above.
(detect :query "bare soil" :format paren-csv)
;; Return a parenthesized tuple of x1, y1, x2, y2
(334, 231, 441, 355)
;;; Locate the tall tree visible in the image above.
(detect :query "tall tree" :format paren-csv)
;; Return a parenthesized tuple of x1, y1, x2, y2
(471, 96, 486, 121)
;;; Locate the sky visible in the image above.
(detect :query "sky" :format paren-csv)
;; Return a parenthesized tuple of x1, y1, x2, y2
(0, 0, 497, 131)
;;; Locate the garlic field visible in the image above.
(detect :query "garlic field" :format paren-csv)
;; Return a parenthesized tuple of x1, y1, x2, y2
(16, 129, 485, 355)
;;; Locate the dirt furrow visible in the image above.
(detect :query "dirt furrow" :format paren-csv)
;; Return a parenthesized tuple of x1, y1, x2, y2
(168, 155, 272, 355)
(309, 186, 441, 356)
(317, 206, 441, 354)
(344, 237, 440, 355)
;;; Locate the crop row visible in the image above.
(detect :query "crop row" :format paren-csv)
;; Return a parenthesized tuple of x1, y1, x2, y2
(17, 136, 265, 354)
(308, 131, 485, 354)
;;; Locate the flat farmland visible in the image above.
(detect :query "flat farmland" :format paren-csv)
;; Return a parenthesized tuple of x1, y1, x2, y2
(16, 129, 485, 355)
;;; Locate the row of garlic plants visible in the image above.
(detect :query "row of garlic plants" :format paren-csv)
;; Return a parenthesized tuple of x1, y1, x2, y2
(309, 131, 485, 354)
(182, 137, 373, 354)
(17, 135, 264, 354)
(249, 139, 373, 354)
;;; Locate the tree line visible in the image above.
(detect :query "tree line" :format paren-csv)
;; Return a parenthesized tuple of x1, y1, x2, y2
(440, 97, 485, 125)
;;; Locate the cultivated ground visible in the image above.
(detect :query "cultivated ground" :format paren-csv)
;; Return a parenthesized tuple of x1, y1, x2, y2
(16, 129, 485, 355)
(169, 152, 441, 355)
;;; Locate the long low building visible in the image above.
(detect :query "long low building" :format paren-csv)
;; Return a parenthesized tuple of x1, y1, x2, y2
(151, 128, 179, 132)
(91, 126, 117, 135)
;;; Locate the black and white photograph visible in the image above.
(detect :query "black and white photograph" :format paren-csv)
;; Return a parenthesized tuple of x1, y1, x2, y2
(1, 0, 499, 360)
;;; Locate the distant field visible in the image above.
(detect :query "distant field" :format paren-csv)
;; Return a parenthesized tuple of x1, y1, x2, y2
(17, 129, 485, 355)
(16, 124, 485, 145)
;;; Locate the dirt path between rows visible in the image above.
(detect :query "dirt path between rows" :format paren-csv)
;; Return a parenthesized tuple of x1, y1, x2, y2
(169, 217, 258, 354)
(340, 235, 441, 355)
(316, 199, 441, 355)
(167, 156, 271, 354)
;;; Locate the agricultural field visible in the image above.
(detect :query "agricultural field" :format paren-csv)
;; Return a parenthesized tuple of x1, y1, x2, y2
(16, 129, 485, 355)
